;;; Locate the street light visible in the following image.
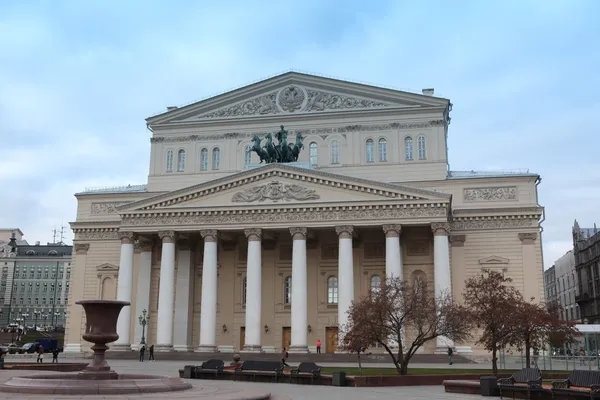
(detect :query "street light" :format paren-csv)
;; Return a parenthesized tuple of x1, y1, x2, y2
(54, 312, 61, 330)
(8, 322, 17, 343)
(41, 314, 48, 329)
(33, 310, 40, 330)
(138, 309, 149, 346)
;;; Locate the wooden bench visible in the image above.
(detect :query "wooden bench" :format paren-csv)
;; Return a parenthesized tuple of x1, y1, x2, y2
(234, 360, 283, 382)
(497, 367, 543, 399)
(551, 370, 600, 399)
(289, 362, 321, 384)
(194, 359, 225, 379)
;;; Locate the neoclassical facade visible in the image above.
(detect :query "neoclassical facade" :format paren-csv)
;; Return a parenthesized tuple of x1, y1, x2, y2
(65, 72, 545, 355)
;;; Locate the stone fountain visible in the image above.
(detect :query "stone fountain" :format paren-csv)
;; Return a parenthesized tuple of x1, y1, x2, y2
(0, 300, 192, 395)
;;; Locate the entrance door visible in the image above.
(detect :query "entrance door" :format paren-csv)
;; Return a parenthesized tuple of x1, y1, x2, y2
(240, 327, 245, 350)
(282, 327, 291, 350)
(325, 327, 339, 353)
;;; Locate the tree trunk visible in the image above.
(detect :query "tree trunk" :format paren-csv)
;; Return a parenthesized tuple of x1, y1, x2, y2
(491, 346, 498, 374)
(357, 352, 363, 375)
(525, 340, 531, 367)
(399, 360, 409, 375)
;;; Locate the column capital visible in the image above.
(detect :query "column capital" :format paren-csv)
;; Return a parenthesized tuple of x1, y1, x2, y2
(74, 243, 90, 255)
(158, 230, 176, 243)
(201, 229, 218, 242)
(449, 234, 466, 247)
(244, 228, 262, 241)
(119, 231, 135, 244)
(431, 222, 451, 236)
(290, 227, 307, 240)
(382, 224, 402, 237)
(518, 232, 538, 244)
(335, 225, 354, 239)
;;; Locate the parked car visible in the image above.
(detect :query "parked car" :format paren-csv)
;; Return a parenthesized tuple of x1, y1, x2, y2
(0, 343, 22, 354)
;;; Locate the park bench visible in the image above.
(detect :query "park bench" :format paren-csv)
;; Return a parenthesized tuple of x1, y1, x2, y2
(234, 360, 283, 382)
(289, 362, 322, 384)
(194, 359, 225, 379)
(497, 367, 542, 399)
(551, 369, 600, 398)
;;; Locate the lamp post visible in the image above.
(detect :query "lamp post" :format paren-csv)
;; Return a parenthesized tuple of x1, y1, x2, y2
(21, 313, 29, 335)
(138, 309, 149, 345)
(54, 312, 61, 331)
(33, 310, 40, 331)
(8, 322, 17, 343)
(15, 318, 23, 342)
(41, 314, 48, 330)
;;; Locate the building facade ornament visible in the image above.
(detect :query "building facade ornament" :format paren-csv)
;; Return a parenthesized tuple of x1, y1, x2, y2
(451, 218, 539, 230)
(135, 237, 153, 252)
(231, 181, 320, 203)
(158, 230, 176, 243)
(73, 229, 120, 241)
(244, 228, 262, 241)
(518, 232, 538, 244)
(289, 227, 307, 240)
(449, 235, 466, 247)
(118, 231, 135, 244)
(335, 225, 354, 239)
(431, 222, 451, 236)
(463, 187, 518, 202)
(91, 202, 130, 215)
(74, 243, 90, 255)
(382, 224, 402, 237)
(278, 85, 306, 112)
(201, 230, 218, 242)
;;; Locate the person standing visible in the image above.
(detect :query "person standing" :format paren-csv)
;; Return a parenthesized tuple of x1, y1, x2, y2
(281, 348, 289, 367)
(316, 339, 322, 354)
(139, 345, 145, 362)
(148, 345, 155, 362)
(37, 345, 44, 363)
(447, 346, 453, 365)
(52, 348, 59, 363)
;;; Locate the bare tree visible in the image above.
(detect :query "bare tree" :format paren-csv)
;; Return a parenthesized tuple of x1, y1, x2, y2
(340, 322, 371, 375)
(345, 277, 473, 375)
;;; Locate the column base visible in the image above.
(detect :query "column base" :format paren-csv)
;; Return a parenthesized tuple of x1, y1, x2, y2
(288, 345, 309, 354)
(173, 345, 194, 352)
(110, 344, 132, 352)
(194, 345, 218, 353)
(454, 346, 473, 354)
(63, 344, 82, 354)
(218, 345, 234, 353)
(154, 345, 174, 352)
(241, 345, 263, 353)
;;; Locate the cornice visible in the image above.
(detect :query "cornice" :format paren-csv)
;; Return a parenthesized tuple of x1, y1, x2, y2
(452, 207, 543, 216)
(117, 163, 450, 212)
(70, 220, 121, 228)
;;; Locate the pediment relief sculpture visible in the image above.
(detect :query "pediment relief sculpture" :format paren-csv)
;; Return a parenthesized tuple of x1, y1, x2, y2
(96, 263, 119, 272)
(231, 180, 320, 203)
(478, 255, 510, 265)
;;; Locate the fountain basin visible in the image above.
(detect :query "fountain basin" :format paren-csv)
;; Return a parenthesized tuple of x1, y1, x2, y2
(0, 373, 192, 395)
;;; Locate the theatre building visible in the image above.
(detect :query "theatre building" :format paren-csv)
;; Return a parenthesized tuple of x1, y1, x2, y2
(65, 72, 544, 355)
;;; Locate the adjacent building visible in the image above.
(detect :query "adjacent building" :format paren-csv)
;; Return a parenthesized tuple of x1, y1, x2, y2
(0, 230, 72, 329)
(544, 251, 579, 321)
(574, 221, 600, 323)
(65, 72, 545, 355)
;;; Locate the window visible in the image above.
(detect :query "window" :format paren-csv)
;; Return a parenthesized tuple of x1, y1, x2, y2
(166, 150, 173, 172)
(366, 139, 374, 162)
(404, 137, 414, 161)
(242, 277, 247, 306)
(378, 138, 387, 162)
(212, 148, 220, 170)
(327, 276, 338, 304)
(177, 149, 185, 172)
(309, 142, 318, 166)
(244, 145, 252, 166)
(284, 276, 292, 305)
(330, 140, 339, 164)
(19, 298, 23, 305)
(200, 148, 208, 170)
(370, 275, 381, 293)
(417, 135, 426, 160)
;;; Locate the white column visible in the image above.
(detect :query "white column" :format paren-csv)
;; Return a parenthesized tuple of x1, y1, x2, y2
(197, 230, 219, 352)
(289, 227, 308, 353)
(156, 230, 176, 351)
(114, 232, 135, 350)
(432, 222, 453, 351)
(383, 224, 403, 280)
(131, 238, 152, 350)
(243, 228, 262, 352)
(336, 225, 354, 338)
(173, 237, 194, 351)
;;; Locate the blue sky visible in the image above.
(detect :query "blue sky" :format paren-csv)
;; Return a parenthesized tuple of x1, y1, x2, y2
(0, 0, 598, 266)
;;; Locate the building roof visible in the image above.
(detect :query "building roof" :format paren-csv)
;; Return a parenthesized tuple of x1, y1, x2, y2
(76, 184, 148, 195)
(447, 170, 539, 179)
(16, 244, 72, 257)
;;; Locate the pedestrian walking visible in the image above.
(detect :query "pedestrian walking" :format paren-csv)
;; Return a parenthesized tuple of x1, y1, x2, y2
(37, 345, 44, 363)
(281, 348, 289, 367)
(52, 348, 59, 363)
(148, 345, 155, 362)
(316, 339, 322, 354)
(447, 346, 453, 365)
(139, 345, 145, 362)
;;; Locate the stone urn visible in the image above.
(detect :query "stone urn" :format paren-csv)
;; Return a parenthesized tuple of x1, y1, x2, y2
(76, 300, 130, 380)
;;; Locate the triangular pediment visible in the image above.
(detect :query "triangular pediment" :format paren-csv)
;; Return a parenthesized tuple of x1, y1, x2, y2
(96, 263, 119, 272)
(118, 164, 450, 213)
(147, 72, 449, 125)
(479, 255, 510, 265)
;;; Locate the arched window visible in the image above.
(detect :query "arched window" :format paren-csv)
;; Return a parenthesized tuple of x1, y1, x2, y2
(244, 145, 252, 166)
(309, 142, 318, 166)
(177, 149, 185, 171)
(327, 276, 338, 304)
(370, 275, 381, 293)
(242, 277, 247, 305)
(330, 140, 339, 164)
(366, 139, 374, 162)
(284, 276, 292, 305)
(417, 135, 426, 160)
(212, 147, 220, 170)
(166, 150, 173, 172)
(200, 148, 208, 170)
(378, 138, 387, 162)
(404, 137, 414, 161)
